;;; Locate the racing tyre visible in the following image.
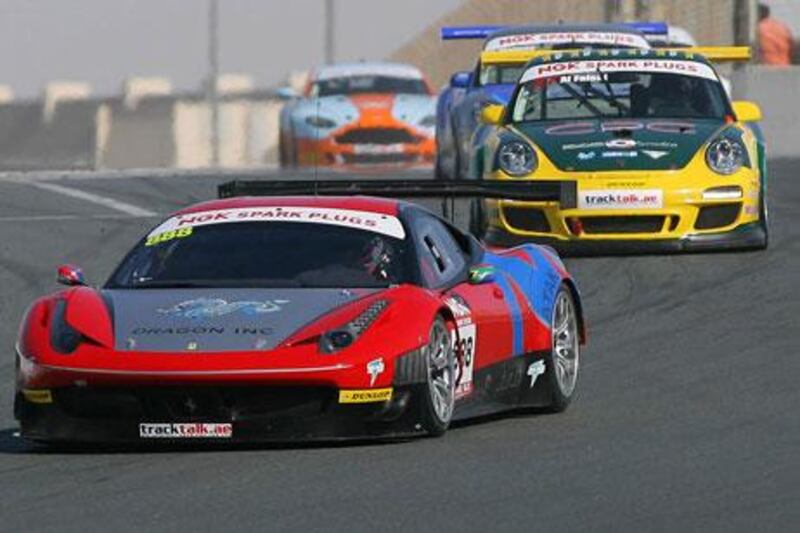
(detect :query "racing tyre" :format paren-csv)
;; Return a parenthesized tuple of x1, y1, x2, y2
(453, 146, 464, 181)
(452, 127, 467, 181)
(542, 285, 580, 412)
(420, 316, 456, 436)
(469, 198, 487, 239)
(434, 155, 448, 180)
(279, 130, 297, 168)
(757, 190, 769, 250)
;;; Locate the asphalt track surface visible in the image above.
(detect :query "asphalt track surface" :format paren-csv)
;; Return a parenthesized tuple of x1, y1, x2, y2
(0, 163, 797, 532)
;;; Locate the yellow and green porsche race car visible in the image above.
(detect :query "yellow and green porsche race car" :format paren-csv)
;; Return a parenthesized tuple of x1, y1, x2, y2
(469, 47, 768, 253)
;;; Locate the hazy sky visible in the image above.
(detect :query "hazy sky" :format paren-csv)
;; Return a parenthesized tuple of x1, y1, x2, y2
(0, 0, 462, 98)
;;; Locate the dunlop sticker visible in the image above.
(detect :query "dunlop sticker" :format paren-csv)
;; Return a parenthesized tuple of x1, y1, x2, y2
(338, 388, 393, 404)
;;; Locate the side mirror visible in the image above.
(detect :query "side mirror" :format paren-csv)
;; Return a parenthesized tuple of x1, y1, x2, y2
(450, 71, 471, 89)
(468, 265, 496, 285)
(57, 264, 86, 286)
(276, 86, 299, 100)
(732, 101, 762, 123)
(480, 104, 504, 125)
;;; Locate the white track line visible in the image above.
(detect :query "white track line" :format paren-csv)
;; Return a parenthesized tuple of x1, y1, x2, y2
(29, 181, 157, 217)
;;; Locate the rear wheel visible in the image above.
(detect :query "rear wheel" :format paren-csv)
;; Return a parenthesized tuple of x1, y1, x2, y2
(420, 317, 455, 436)
(542, 285, 580, 412)
(469, 198, 487, 239)
(757, 188, 770, 249)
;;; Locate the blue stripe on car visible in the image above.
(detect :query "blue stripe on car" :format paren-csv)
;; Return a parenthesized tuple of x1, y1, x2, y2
(493, 271, 524, 356)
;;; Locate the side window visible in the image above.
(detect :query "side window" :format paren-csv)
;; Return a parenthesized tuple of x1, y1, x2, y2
(411, 214, 468, 288)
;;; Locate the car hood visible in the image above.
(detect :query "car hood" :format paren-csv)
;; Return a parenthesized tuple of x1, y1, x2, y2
(104, 288, 380, 353)
(392, 93, 436, 128)
(513, 118, 724, 171)
(291, 93, 435, 138)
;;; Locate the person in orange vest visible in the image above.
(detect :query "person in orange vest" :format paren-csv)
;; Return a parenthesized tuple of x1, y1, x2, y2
(758, 3, 795, 66)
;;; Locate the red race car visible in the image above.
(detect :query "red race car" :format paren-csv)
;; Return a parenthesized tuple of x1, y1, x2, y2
(14, 180, 585, 444)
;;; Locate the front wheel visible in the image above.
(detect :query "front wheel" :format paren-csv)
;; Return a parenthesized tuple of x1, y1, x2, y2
(419, 317, 456, 436)
(434, 154, 448, 180)
(279, 131, 295, 168)
(542, 285, 580, 412)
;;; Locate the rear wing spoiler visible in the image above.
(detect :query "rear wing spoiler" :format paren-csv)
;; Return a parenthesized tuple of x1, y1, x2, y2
(440, 22, 668, 40)
(684, 46, 752, 62)
(479, 46, 751, 66)
(218, 179, 579, 213)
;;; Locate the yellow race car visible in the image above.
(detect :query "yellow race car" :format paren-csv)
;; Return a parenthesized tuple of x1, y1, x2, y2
(470, 47, 767, 253)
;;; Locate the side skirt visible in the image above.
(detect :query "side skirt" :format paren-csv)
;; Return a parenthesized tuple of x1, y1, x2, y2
(452, 351, 551, 422)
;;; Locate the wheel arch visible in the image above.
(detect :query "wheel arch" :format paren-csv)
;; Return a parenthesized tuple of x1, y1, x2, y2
(561, 278, 587, 345)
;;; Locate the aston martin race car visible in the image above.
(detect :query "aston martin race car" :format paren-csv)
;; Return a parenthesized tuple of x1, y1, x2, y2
(436, 23, 660, 179)
(14, 180, 585, 444)
(278, 62, 436, 167)
(469, 47, 768, 253)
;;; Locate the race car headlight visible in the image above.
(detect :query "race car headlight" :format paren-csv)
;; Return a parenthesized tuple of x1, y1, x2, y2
(418, 115, 436, 128)
(319, 299, 388, 354)
(305, 115, 338, 129)
(497, 139, 538, 177)
(49, 300, 82, 354)
(706, 137, 746, 175)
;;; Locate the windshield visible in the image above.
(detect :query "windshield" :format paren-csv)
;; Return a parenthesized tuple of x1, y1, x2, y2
(511, 62, 729, 122)
(312, 76, 429, 97)
(479, 64, 525, 86)
(107, 221, 413, 289)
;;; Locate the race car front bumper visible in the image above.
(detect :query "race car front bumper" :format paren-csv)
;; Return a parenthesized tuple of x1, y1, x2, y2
(486, 222, 767, 256)
(14, 383, 429, 445)
(295, 135, 435, 166)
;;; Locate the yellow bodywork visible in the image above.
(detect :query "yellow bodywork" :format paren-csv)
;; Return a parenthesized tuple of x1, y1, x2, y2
(476, 46, 763, 246)
(479, 46, 752, 67)
(483, 123, 763, 243)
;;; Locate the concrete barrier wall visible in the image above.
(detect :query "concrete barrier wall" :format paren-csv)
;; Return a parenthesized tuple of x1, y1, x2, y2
(0, 99, 100, 171)
(0, 91, 284, 171)
(733, 66, 800, 158)
(102, 98, 175, 169)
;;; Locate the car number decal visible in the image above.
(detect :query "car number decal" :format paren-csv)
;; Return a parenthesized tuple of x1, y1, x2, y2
(145, 226, 193, 247)
(445, 295, 477, 400)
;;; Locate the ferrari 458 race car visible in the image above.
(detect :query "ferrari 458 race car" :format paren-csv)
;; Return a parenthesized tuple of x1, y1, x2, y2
(14, 180, 585, 444)
(435, 23, 662, 179)
(469, 47, 768, 253)
(278, 62, 436, 167)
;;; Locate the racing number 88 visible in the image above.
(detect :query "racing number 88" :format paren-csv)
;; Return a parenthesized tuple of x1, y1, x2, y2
(145, 227, 193, 247)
